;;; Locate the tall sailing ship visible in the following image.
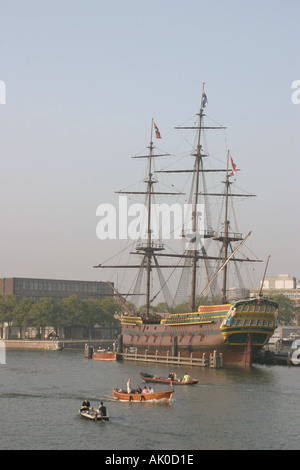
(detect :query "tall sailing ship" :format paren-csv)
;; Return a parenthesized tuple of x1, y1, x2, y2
(94, 85, 279, 366)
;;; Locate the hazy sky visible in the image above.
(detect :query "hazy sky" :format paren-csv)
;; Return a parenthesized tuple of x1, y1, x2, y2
(0, 0, 299, 292)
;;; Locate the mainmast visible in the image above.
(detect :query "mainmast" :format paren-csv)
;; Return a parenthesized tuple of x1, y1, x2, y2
(160, 84, 259, 307)
(190, 84, 205, 311)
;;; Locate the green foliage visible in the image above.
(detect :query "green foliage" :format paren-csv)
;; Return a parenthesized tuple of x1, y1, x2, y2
(61, 295, 87, 325)
(13, 298, 35, 328)
(152, 302, 170, 313)
(0, 294, 120, 336)
(0, 294, 18, 324)
(266, 293, 296, 325)
(97, 297, 124, 321)
(31, 297, 61, 328)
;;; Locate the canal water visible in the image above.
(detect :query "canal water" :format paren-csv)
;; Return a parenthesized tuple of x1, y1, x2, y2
(0, 349, 300, 450)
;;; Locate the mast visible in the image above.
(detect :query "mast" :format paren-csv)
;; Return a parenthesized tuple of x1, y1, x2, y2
(190, 83, 205, 311)
(94, 119, 182, 318)
(198, 231, 252, 302)
(145, 119, 154, 317)
(222, 149, 231, 303)
(95, 87, 261, 314)
(159, 84, 256, 308)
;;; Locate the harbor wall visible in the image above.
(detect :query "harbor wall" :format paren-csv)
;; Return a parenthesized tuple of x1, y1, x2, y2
(3, 339, 114, 350)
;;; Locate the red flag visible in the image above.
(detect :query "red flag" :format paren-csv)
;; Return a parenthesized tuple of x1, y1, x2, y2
(153, 122, 161, 139)
(229, 157, 237, 177)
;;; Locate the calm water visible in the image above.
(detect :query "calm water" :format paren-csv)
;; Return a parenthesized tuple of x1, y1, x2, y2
(0, 349, 300, 450)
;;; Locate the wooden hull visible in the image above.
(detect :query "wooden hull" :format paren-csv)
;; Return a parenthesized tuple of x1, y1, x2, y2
(92, 350, 116, 361)
(112, 387, 174, 402)
(121, 298, 278, 366)
(79, 409, 109, 421)
(140, 372, 198, 385)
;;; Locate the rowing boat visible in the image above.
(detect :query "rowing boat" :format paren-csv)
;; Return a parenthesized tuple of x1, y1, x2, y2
(79, 408, 109, 421)
(112, 387, 174, 402)
(139, 371, 198, 385)
(45, 346, 63, 351)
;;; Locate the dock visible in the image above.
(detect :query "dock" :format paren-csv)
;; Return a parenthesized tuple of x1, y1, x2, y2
(117, 348, 223, 368)
(253, 350, 300, 366)
(3, 339, 114, 351)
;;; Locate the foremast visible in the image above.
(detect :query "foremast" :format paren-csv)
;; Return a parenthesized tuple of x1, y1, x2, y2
(190, 85, 205, 311)
(94, 119, 182, 319)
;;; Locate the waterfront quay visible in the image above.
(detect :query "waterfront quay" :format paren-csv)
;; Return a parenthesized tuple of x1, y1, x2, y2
(3, 339, 114, 351)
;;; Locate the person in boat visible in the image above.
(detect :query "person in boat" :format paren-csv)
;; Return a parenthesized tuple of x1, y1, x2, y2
(182, 373, 192, 382)
(142, 386, 148, 394)
(148, 386, 154, 393)
(136, 385, 142, 393)
(127, 378, 133, 393)
(98, 402, 107, 417)
(81, 399, 91, 410)
(168, 372, 177, 380)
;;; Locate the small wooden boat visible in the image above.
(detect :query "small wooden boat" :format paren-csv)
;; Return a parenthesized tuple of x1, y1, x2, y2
(139, 371, 198, 385)
(79, 408, 109, 421)
(92, 348, 116, 361)
(45, 345, 63, 351)
(112, 387, 174, 402)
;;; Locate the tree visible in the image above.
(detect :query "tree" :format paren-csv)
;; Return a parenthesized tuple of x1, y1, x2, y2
(173, 302, 191, 314)
(152, 302, 170, 313)
(0, 295, 18, 338)
(82, 298, 105, 339)
(97, 297, 122, 340)
(61, 295, 88, 339)
(267, 294, 296, 325)
(98, 297, 124, 322)
(13, 298, 34, 338)
(30, 297, 61, 337)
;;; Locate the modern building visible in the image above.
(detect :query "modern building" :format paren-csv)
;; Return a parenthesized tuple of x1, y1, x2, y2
(0, 277, 113, 303)
(0, 277, 118, 341)
(227, 287, 250, 301)
(262, 274, 297, 290)
(251, 274, 300, 301)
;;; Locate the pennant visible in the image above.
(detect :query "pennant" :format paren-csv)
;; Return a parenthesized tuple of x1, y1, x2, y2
(153, 122, 161, 139)
(202, 92, 208, 109)
(229, 156, 237, 177)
